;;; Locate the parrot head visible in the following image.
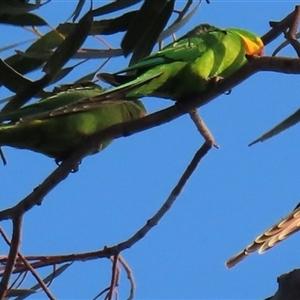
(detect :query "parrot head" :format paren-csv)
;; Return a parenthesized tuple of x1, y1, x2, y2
(230, 28, 264, 56)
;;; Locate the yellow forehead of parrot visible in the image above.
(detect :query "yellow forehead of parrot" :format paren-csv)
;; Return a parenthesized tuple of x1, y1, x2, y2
(238, 35, 264, 56)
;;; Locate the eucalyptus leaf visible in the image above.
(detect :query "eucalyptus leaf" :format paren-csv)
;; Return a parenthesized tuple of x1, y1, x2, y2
(13, 263, 72, 300)
(91, 0, 142, 17)
(0, 13, 47, 26)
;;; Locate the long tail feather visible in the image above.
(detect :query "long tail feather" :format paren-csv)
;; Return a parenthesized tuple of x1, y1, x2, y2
(20, 73, 161, 122)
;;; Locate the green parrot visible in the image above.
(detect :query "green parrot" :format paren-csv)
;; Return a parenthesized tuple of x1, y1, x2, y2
(249, 108, 300, 146)
(0, 83, 146, 162)
(96, 24, 264, 101)
(0, 24, 264, 164)
(95, 24, 264, 147)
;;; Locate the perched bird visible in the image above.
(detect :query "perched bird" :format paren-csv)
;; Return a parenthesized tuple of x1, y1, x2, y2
(0, 83, 146, 163)
(249, 108, 300, 146)
(97, 24, 264, 101)
(0, 24, 264, 162)
(96, 24, 263, 146)
(226, 202, 300, 268)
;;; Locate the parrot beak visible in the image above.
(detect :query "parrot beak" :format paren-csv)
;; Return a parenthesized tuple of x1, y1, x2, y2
(239, 35, 264, 56)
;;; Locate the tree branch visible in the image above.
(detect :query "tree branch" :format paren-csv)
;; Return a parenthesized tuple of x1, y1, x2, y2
(1, 55, 300, 222)
(0, 143, 212, 273)
(264, 269, 300, 300)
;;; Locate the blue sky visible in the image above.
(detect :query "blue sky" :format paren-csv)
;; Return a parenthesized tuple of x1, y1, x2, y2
(1, 1, 300, 299)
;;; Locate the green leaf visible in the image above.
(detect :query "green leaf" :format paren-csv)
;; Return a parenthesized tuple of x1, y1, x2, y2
(74, 70, 99, 83)
(0, 58, 33, 94)
(13, 263, 72, 300)
(4, 288, 36, 298)
(0, 13, 47, 26)
(91, 0, 142, 17)
(0, 0, 44, 14)
(121, 0, 174, 58)
(48, 60, 87, 86)
(3, 54, 43, 79)
(1, 29, 65, 79)
(0, 38, 34, 53)
(70, 0, 86, 22)
(0, 29, 64, 87)
(15, 47, 124, 60)
(48, 11, 137, 36)
(2, 11, 94, 112)
(159, 0, 201, 41)
(90, 11, 137, 35)
(1, 75, 50, 112)
(43, 11, 93, 76)
(128, 0, 175, 64)
(27, 31, 64, 53)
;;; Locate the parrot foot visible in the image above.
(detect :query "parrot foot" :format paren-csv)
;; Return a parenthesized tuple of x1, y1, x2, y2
(188, 108, 219, 149)
(206, 75, 223, 85)
(205, 76, 231, 95)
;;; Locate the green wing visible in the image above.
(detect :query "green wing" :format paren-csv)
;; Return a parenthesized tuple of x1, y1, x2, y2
(0, 82, 104, 122)
(249, 109, 300, 146)
(99, 24, 225, 87)
(116, 25, 223, 74)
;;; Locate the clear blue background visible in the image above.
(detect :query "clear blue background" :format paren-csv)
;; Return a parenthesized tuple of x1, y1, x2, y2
(1, 1, 300, 299)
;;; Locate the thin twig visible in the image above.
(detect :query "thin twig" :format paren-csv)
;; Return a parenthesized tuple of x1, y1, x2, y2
(114, 142, 211, 251)
(0, 143, 211, 275)
(285, 6, 300, 57)
(173, 0, 193, 23)
(94, 35, 114, 50)
(118, 256, 135, 300)
(0, 216, 22, 299)
(16, 272, 28, 290)
(106, 254, 119, 300)
(18, 256, 56, 299)
(262, 7, 296, 45)
(188, 108, 219, 148)
(0, 227, 56, 299)
(8, 270, 26, 290)
(289, 6, 300, 37)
